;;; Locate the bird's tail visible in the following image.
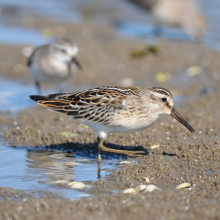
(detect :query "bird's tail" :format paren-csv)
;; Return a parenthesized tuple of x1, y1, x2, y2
(29, 94, 69, 113)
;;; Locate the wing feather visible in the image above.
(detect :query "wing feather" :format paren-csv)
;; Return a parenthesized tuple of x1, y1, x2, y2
(30, 86, 140, 125)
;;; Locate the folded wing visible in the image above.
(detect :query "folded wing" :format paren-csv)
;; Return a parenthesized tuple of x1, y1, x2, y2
(30, 86, 136, 125)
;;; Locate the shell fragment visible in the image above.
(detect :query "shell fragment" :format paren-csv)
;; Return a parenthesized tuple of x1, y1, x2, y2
(176, 183, 191, 190)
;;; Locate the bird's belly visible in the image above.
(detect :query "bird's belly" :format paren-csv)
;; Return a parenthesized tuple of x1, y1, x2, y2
(111, 109, 159, 132)
(110, 125, 149, 134)
(30, 61, 69, 83)
(74, 116, 157, 136)
(111, 117, 157, 133)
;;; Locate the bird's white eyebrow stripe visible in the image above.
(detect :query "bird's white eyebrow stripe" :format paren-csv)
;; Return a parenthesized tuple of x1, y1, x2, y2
(149, 87, 173, 97)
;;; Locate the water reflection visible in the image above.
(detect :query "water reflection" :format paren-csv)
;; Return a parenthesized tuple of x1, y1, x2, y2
(26, 150, 75, 183)
(0, 145, 118, 199)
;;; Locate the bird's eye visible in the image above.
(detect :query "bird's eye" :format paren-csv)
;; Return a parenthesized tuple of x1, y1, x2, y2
(162, 97, 167, 102)
(60, 49, 67, 53)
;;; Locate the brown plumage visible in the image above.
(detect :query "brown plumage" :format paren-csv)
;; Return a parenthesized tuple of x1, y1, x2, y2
(30, 86, 194, 160)
(30, 86, 141, 125)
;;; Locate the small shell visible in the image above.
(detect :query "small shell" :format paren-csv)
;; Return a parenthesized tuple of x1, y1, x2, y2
(145, 185, 161, 192)
(176, 183, 191, 190)
(150, 145, 160, 149)
(143, 177, 150, 183)
(135, 185, 147, 193)
(122, 188, 137, 194)
(68, 182, 87, 189)
(120, 161, 132, 164)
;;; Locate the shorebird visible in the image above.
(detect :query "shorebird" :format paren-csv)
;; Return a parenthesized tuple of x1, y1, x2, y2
(30, 86, 194, 161)
(27, 38, 82, 94)
(127, 0, 206, 41)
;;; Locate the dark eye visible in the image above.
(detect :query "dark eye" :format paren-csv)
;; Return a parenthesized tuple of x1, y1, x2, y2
(162, 97, 167, 102)
(60, 49, 67, 53)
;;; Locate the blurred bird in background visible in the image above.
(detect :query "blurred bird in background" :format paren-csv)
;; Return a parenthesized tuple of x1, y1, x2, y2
(27, 38, 82, 94)
(127, 0, 207, 42)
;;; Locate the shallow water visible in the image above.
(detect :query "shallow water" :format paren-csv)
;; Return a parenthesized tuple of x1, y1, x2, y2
(0, 79, 36, 113)
(0, 78, 58, 113)
(0, 24, 46, 46)
(0, 77, 91, 113)
(0, 77, 121, 200)
(0, 144, 118, 199)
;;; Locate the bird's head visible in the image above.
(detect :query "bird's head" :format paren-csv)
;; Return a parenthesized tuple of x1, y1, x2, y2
(50, 38, 82, 69)
(148, 87, 194, 133)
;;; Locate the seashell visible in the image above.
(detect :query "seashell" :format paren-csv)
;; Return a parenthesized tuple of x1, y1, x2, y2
(120, 161, 132, 164)
(68, 182, 87, 189)
(176, 183, 191, 190)
(150, 145, 160, 149)
(122, 188, 137, 194)
(135, 185, 147, 193)
(143, 177, 150, 183)
(145, 185, 161, 192)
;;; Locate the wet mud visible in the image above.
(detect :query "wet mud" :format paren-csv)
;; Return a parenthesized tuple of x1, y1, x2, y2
(0, 2, 220, 220)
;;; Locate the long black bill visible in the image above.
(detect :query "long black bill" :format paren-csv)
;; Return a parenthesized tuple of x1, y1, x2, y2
(71, 57, 83, 70)
(170, 108, 194, 133)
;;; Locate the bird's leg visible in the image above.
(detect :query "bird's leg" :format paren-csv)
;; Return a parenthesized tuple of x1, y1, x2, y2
(35, 81, 42, 95)
(97, 139, 102, 162)
(97, 136, 145, 160)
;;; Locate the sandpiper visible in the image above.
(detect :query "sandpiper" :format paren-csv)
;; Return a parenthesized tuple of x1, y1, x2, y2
(27, 38, 82, 94)
(30, 86, 194, 161)
(127, 0, 206, 41)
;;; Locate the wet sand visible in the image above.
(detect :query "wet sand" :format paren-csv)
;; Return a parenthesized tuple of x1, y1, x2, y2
(0, 8, 220, 220)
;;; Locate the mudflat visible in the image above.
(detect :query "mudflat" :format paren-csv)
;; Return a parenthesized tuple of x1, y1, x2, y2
(0, 6, 220, 220)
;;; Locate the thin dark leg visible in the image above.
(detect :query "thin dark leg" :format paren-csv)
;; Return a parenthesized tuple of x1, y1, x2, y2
(97, 136, 145, 161)
(35, 81, 42, 95)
